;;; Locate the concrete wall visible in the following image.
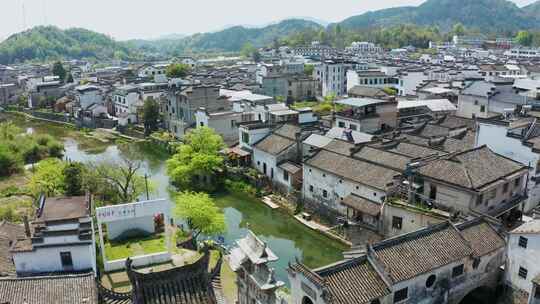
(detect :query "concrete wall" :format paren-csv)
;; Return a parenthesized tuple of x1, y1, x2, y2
(13, 244, 95, 274)
(506, 233, 540, 295)
(477, 123, 540, 213)
(104, 251, 172, 272)
(457, 95, 488, 119)
(382, 202, 446, 238)
(423, 180, 473, 213)
(303, 163, 385, 217)
(106, 215, 155, 240)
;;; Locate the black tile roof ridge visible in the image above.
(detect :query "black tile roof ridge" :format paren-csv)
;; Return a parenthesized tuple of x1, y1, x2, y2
(0, 272, 94, 281)
(371, 221, 453, 251)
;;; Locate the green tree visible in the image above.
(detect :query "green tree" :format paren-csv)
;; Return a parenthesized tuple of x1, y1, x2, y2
(452, 23, 466, 36)
(0, 144, 22, 177)
(66, 73, 74, 83)
(167, 127, 225, 191)
(52, 61, 67, 82)
(304, 64, 314, 77)
(86, 155, 149, 205)
(516, 31, 533, 46)
(241, 42, 256, 58)
(165, 63, 191, 78)
(29, 158, 66, 197)
(0, 122, 21, 141)
(142, 98, 160, 135)
(63, 162, 85, 196)
(173, 191, 226, 239)
(241, 42, 261, 62)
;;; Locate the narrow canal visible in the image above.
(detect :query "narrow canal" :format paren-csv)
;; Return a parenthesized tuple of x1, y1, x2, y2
(7, 115, 347, 284)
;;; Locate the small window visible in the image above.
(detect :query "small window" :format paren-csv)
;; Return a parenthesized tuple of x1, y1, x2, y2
(339, 180, 343, 184)
(472, 258, 481, 269)
(393, 287, 408, 303)
(350, 124, 358, 131)
(309, 185, 314, 192)
(503, 183, 509, 193)
(514, 177, 521, 187)
(371, 299, 381, 304)
(480, 105, 486, 112)
(60, 252, 73, 268)
(283, 171, 289, 182)
(338, 121, 345, 128)
(519, 267, 528, 279)
(322, 174, 326, 178)
(392, 216, 403, 230)
(323, 190, 328, 198)
(257, 161, 260, 166)
(426, 274, 436, 288)
(452, 264, 464, 278)
(356, 186, 359, 190)
(474, 100, 479, 105)
(519, 236, 528, 248)
(535, 287, 540, 299)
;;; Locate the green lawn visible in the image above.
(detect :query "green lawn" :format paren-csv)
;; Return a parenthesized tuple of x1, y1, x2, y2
(104, 233, 168, 261)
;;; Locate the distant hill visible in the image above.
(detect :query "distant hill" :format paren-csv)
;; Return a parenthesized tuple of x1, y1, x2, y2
(3, 0, 540, 64)
(130, 19, 323, 56)
(337, 0, 538, 32)
(0, 26, 140, 64)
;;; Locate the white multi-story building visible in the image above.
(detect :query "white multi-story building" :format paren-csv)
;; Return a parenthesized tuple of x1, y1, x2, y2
(113, 84, 142, 124)
(10, 195, 96, 275)
(505, 220, 540, 304)
(315, 60, 353, 97)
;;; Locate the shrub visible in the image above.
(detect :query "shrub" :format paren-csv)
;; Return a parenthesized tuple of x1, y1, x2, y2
(35, 134, 53, 146)
(0, 144, 22, 176)
(47, 140, 64, 158)
(224, 179, 257, 196)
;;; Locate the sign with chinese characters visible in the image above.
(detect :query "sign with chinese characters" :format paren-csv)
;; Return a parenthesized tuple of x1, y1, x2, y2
(96, 199, 170, 223)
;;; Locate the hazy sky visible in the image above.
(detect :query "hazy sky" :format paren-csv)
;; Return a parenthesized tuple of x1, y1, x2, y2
(1, 0, 537, 41)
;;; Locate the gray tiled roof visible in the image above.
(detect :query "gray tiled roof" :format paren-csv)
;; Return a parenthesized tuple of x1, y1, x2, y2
(353, 146, 412, 171)
(456, 220, 505, 257)
(386, 142, 444, 158)
(0, 273, 98, 304)
(306, 150, 400, 190)
(273, 124, 301, 140)
(316, 257, 391, 304)
(417, 146, 526, 190)
(341, 194, 381, 216)
(322, 139, 355, 156)
(254, 134, 295, 156)
(372, 222, 473, 283)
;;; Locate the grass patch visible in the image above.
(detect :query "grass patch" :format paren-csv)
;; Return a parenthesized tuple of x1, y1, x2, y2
(221, 260, 238, 303)
(0, 196, 34, 223)
(104, 233, 168, 261)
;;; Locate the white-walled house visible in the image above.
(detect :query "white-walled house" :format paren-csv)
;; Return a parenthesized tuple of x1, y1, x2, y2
(252, 124, 304, 193)
(505, 220, 540, 304)
(113, 84, 142, 124)
(302, 141, 400, 225)
(10, 195, 96, 275)
(396, 70, 428, 96)
(289, 218, 506, 304)
(74, 85, 102, 109)
(476, 118, 540, 213)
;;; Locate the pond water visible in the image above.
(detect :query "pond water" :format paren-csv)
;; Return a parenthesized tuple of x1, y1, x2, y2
(7, 115, 347, 285)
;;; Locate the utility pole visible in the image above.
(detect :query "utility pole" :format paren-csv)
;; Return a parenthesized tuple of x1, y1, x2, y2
(21, 1, 27, 31)
(144, 174, 150, 200)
